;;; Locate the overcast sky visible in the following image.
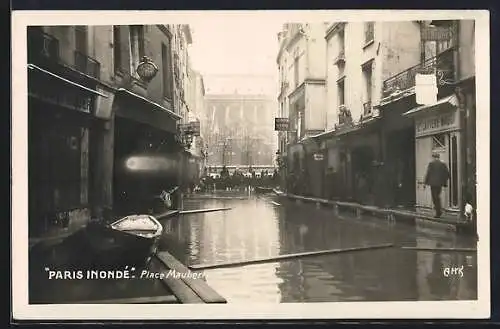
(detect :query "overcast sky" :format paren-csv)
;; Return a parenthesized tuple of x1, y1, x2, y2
(188, 21, 282, 81)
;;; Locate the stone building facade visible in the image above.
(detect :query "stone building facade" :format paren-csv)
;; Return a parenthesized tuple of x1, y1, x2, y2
(27, 24, 203, 238)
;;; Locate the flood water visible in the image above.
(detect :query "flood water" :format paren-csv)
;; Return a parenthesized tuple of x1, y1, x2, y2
(162, 191, 478, 303)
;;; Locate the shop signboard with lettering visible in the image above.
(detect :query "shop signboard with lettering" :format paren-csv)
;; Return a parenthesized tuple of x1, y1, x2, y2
(275, 118, 289, 131)
(421, 26, 453, 41)
(415, 110, 460, 137)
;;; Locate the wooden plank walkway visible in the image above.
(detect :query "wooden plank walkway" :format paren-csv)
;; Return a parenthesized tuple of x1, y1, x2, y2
(153, 251, 227, 304)
(148, 257, 205, 304)
(279, 193, 470, 227)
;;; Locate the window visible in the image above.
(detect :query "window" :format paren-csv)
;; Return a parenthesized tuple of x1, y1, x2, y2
(161, 42, 173, 99)
(130, 25, 145, 76)
(362, 60, 373, 105)
(432, 133, 447, 150)
(337, 78, 345, 106)
(364, 22, 374, 45)
(338, 27, 345, 52)
(113, 26, 123, 73)
(75, 26, 88, 54)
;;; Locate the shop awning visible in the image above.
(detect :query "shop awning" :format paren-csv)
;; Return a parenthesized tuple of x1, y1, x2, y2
(28, 64, 108, 98)
(115, 88, 182, 134)
(403, 94, 458, 117)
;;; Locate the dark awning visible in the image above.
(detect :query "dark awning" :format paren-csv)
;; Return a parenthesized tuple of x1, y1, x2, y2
(28, 64, 108, 98)
(28, 64, 109, 117)
(115, 88, 182, 134)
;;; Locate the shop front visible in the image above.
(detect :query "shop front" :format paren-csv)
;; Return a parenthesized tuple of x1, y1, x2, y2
(112, 88, 182, 215)
(286, 142, 305, 194)
(302, 137, 326, 198)
(333, 120, 381, 204)
(403, 95, 462, 213)
(27, 64, 109, 237)
(321, 135, 344, 200)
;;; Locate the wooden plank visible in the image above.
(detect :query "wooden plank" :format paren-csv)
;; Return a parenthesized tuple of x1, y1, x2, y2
(189, 243, 394, 270)
(400, 247, 477, 253)
(154, 210, 180, 219)
(391, 209, 466, 224)
(179, 207, 231, 215)
(76, 295, 179, 304)
(285, 194, 469, 228)
(148, 257, 205, 304)
(156, 252, 226, 303)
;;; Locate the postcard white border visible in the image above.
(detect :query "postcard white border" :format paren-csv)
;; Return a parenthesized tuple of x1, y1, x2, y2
(12, 10, 490, 320)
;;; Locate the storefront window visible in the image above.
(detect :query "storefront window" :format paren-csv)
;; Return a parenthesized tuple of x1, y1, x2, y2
(432, 133, 446, 150)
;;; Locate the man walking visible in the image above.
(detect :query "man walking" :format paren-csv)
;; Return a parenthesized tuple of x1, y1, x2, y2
(424, 152, 451, 218)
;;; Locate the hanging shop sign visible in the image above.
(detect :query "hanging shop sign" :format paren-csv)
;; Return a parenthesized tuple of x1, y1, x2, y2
(275, 118, 289, 131)
(179, 121, 201, 136)
(190, 120, 201, 136)
(415, 109, 460, 137)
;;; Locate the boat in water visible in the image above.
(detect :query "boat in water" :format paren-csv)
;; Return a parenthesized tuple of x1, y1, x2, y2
(83, 214, 163, 268)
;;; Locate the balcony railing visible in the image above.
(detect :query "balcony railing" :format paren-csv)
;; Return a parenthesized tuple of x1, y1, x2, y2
(382, 47, 456, 98)
(74, 51, 101, 79)
(363, 101, 372, 116)
(27, 28, 60, 63)
(334, 49, 346, 65)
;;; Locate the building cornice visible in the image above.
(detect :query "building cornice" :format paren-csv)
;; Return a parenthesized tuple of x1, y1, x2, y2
(157, 25, 173, 39)
(285, 28, 304, 53)
(288, 81, 305, 100)
(325, 22, 345, 41)
(305, 78, 326, 85)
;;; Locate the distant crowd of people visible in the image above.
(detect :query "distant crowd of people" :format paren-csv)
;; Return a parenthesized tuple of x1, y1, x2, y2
(199, 166, 280, 191)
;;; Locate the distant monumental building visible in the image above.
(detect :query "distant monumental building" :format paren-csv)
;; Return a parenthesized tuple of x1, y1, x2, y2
(203, 75, 277, 168)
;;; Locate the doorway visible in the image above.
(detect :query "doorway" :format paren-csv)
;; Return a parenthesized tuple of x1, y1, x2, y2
(415, 131, 460, 210)
(386, 128, 416, 208)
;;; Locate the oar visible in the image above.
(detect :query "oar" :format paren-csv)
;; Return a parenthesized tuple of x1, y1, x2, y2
(399, 247, 477, 253)
(189, 243, 394, 270)
(179, 207, 231, 215)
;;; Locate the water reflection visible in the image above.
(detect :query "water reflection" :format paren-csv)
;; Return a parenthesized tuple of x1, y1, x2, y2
(165, 193, 477, 303)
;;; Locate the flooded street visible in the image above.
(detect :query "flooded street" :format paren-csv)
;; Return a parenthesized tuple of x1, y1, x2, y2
(162, 191, 478, 303)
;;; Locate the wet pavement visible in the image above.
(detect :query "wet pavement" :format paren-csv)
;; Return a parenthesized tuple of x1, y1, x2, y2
(162, 191, 478, 303)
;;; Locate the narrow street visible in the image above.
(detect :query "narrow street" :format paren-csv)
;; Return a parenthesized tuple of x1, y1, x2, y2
(22, 19, 481, 311)
(161, 191, 477, 303)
